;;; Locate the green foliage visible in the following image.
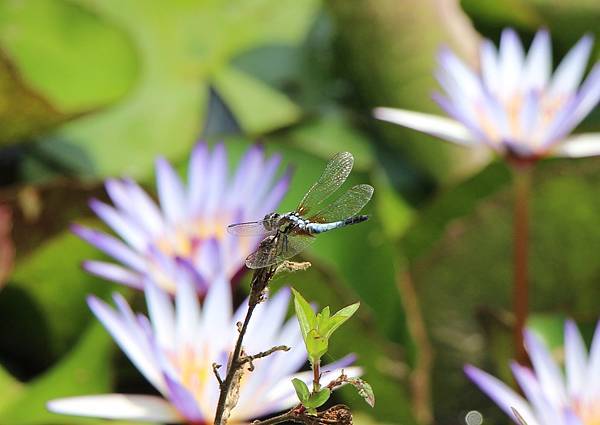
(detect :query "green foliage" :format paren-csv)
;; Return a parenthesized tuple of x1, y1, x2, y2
(292, 378, 331, 414)
(292, 288, 359, 364)
(0, 0, 138, 144)
(292, 378, 311, 403)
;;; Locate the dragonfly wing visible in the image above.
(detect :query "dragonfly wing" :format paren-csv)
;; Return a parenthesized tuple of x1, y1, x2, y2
(246, 233, 316, 269)
(245, 235, 280, 269)
(227, 220, 274, 237)
(296, 152, 354, 216)
(309, 184, 374, 223)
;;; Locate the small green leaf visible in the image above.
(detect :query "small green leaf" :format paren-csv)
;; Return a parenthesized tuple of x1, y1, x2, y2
(321, 302, 360, 339)
(292, 288, 316, 341)
(306, 330, 329, 364)
(304, 387, 331, 409)
(348, 378, 375, 407)
(292, 378, 310, 403)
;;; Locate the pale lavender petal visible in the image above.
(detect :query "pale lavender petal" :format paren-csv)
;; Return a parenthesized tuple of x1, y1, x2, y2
(175, 256, 208, 294)
(164, 374, 204, 423)
(247, 153, 282, 214)
(438, 47, 482, 99)
(548, 34, 594, 97)
(188, 142, 209, 213)
(88, 199, 147, 251)
(196, 238, 224, 280)
(88, 296, 164, 391)
(519, 91, 541, 141)
(156, 157, 187, 223)
(245, 288, 291, 352)
(144, 279, 176, 350)
(481, 39, 500, 94)
(252, 312, 306, 387)
(564, 409, 585, 425)
(523, 29, 552, 91)
(511, 362, 561, 425)
(47, 394, 179, 422)
(72, 225, 146, 271)
(82, 261, 143, 288)
(104, 178, 137, 214)
(227, 145, 264, 209)
(322, 354, 357, 373)
(373, 107, 476, 146)
(122, 178, 165, 236)
(524, 330, 568, 406)
(260, 168, 292, 216)
(558, 64, 600, 136)
(499, 28, 525, 94)
(433, 93, 490, 145)
(583, 320, 600, 402)
(465, 365, 539, 425)
(434, 68, 480, 127)
(202, 275, 232, 355)
(564, 320, 588, 397)
(174, 268, 201, 350)
(204, 143, 227, 216)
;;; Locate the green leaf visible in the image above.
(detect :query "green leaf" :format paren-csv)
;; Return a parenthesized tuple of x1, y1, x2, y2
(347, 378, 376, 408)
(0, 0, 138, 144)
(321, 302, 360, 339)
(292, 378, 310, 403)
(0, 0, 138, 112)
(305, 330, 329, 364)
(56, 0, 320, 179)
(303, 387, 331, 409)
(292, 287, 316, 341)
(213, 65, 302, 135)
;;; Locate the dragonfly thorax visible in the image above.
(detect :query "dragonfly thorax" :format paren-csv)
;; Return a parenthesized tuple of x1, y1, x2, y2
(262, 212, 310, 234)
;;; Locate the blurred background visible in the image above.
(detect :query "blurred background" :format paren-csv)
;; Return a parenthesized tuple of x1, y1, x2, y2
(0, 0, 599, 424)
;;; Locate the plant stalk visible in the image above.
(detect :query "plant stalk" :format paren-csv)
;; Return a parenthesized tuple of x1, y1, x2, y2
(312, 359, 321, 392)
(214, 266, 276, 425)
(512, 165, 532, 365)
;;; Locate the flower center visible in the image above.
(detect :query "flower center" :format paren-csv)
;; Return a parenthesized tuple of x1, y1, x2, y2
(574, 400, 600, 425)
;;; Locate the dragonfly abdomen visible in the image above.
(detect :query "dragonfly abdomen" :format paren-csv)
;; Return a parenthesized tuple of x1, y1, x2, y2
(306, 215, 369, 234)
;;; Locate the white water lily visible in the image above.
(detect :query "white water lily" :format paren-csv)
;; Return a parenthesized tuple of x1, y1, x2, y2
(466, 320, 600, 425)
(48, 273, 360, 424)
(375, 29, 600, 162)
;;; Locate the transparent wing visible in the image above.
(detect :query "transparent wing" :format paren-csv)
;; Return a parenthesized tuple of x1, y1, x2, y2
(309, 184, 374, 223)
(246, 233, 316, 269)
(227, 220, 275, 237)
(296, 152, 354, 216)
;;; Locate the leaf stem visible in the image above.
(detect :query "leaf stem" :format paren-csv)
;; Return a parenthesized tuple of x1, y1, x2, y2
(312, 359, 321, 392)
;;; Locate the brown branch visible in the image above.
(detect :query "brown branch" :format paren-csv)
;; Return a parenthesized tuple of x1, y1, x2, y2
(241, 345, 290, 372)
(212, 363, 223, 387)
(252, 405, 352, 425)
(213, 265, 276, 425)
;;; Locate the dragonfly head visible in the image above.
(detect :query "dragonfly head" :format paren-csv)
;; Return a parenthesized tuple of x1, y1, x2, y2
(263, 212, 281, 231)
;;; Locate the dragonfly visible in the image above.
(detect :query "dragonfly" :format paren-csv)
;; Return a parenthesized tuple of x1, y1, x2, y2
(227, 151, 374, 269)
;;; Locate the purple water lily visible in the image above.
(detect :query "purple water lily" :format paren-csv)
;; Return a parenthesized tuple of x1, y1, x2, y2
(465, 320, 600, 425)
(375, 29, 600, 162)
(48, 275, 360, 424)
(73, 142, 291, 295)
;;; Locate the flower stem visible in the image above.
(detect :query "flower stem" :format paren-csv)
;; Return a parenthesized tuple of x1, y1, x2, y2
(512, 165, 532, 365)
